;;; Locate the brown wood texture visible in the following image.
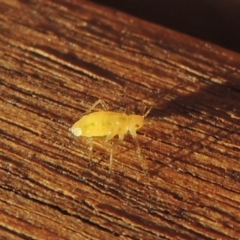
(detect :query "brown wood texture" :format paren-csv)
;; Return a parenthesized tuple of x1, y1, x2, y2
(0, 0, 240, 239)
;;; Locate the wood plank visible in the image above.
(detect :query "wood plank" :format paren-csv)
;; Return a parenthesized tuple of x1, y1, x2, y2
(92, 0, 240, 53)
(0, 0, 240, 239)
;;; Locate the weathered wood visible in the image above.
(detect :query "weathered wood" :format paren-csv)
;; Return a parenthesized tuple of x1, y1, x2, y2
(0, 0, 240, 239)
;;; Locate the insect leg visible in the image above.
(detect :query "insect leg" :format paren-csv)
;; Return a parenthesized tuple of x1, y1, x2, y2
(109, 143, 114, 174)
(130, 131, 147, 173)
(108, 134, 124, 174)
(105, 132, 117, 173)
(87, 99, 108, 113)
(87, 137, 93, 167)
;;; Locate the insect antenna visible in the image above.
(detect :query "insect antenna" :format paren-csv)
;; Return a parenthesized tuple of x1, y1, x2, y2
(144, 83, 184, 118)
(143, 105, 154, 118)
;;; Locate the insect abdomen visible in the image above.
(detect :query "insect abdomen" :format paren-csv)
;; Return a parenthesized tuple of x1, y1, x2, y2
(77, 111, 128, 137)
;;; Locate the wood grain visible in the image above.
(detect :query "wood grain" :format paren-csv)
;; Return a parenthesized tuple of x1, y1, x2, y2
(0, 0, 240, 239)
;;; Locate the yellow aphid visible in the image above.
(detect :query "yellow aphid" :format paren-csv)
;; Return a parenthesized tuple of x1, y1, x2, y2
(71, 111, 144, 139)
(70, 100, 151, 173)
(70, 84, 183, 173)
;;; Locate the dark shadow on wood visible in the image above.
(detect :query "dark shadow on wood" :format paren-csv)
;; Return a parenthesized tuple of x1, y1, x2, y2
(91, 0, 240, 53)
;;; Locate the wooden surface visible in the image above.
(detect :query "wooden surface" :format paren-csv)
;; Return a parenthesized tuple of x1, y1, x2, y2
(92, 0, 240, 53)
(0, 0, 240, 239)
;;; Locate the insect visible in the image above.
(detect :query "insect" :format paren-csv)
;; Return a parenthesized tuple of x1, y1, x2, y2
(70, 99, 151, 173)
(70, 84, 183, 173)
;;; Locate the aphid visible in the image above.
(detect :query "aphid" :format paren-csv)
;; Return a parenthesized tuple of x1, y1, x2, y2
(70, 84, 183, 173)
(70, 99, 151, 173)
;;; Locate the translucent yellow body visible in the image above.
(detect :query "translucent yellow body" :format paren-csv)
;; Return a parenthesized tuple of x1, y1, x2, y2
(70, 99, 151, 173)
(70, 84, 182, 173)
(70, 111, 144, 140)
